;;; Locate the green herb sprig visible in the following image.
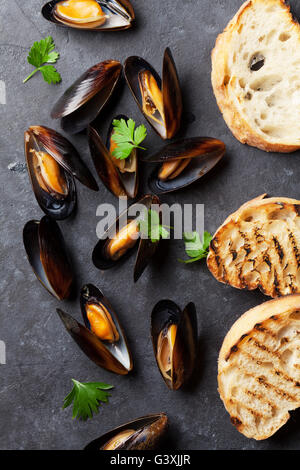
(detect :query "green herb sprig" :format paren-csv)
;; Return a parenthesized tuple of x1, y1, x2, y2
(139, 209, 170, 243)
(23, 36, 61, 84)
(179, 231, 212, 263)
(111, 118, 147, 160)
(63, 379, 113, 421)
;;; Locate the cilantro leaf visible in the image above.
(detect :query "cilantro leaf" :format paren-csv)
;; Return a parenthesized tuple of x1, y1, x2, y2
(63, 379, 113, 421)
(179, 231, 212, 264)
(139, 209, 170, 243)
(111, 119, 147, 160)
(23, 36, 61, 84)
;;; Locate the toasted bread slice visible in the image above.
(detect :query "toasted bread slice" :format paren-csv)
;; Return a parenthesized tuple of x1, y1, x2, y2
(219, 295, 300, 439)
(211, 0, 300, 152)
(207, 195, 300, 298)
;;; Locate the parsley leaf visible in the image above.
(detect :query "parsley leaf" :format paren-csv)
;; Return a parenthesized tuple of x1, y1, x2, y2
(111, 118, 147, 160)
(40, 65, 61, 84)
(179, 231, 212, 263)
(63, 379, 113, 421)
(139, 209, 170, 243)
(23, 36, 61, 84)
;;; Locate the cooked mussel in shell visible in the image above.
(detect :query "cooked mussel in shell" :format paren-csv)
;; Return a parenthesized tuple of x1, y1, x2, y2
(92, 195, 160, 282)
(88, 115, 138, 198)
(124, 48, 182, 140)
(42, 0, 134, 31)
(57, 284, 132, 374)
(85, 413, 168, 450)
(151, 300, 197, 390)
(23, 216, 74, 300)
(25, 125, 98, 219)
(85, 303, 119, 342)
(104, 219, 140, 261)
(157, 323, 177, 382)
(51, 60, 122, 134)
(54, 0, 106, 28)
(32, 150, 68, 196)
(138, 70, 165, 128)
(144, 137, 226, 194)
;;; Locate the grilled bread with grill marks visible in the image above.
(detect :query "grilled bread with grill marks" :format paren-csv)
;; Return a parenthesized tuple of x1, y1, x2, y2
(211, 0, 300, 152)
(219, 295, 300, 439)
(207, 195, 300, 298)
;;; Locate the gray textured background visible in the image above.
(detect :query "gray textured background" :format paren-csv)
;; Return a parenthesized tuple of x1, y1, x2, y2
(1, 0, 300, 450)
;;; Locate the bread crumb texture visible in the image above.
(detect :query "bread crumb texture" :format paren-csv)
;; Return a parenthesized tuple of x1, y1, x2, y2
(211, 0, 300, 152)
(218, 295, 300, 439)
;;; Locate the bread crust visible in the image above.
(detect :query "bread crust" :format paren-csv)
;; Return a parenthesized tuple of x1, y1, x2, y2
(207, 195, 300, 297)
(218, 294, 300, 439)
(211, 0, 300, 153)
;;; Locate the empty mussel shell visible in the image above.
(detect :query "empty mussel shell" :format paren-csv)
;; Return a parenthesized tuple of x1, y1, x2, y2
(57, 283, 132, 374)
(51, 60, 122, 134)
(151, 300, 197, 390)
(25, 125, 98, 219)
(85, 413, 168, 450)
(124, 48, 182, 140)
(92, 194, 160, 282)
(42, 0, 134, 31)
(23, 216, 74, 300)
(88, 114, 138, 198)
(144, 137, 226, 194)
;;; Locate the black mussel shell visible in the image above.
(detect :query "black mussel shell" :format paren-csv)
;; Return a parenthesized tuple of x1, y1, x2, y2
(57, 285, 132, 374)
(25, 127, 76, 220)
(26, 125, 98, 192)
(23, 217, 74, 300)
(124, 48, 182, 140)
(151, 300, 197, 390)
(92, 194, 160, 282)
(42, 0, 135, 32)
(51, 60, 122, 134)
(145, 137, 226, 194)
(85, 413, 168, 450)
(162, 47, 183, 139)
(88, 114, 138, 198)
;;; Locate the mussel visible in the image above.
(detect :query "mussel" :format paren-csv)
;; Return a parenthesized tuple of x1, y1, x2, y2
(143, 137, 226, 194)
(151, 300, 197, 390)
(25, 126, 98, 219)
(51, 60, 122, 134)
(42, 0, 135, 31)
(85, 413, 168, 450)
(92, 194, 160, 282)
(23, 216, 74, 300)
(88, 115, 138, 198)
(124, 48, 182, 140)
(57, 284, 133, 374)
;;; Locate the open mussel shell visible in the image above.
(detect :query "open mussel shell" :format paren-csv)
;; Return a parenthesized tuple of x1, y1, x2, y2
(25, 126, 98, 218)
(42, 0, 134, 31)
(151, 300, 197, 390)
(124, 48, 182, 140)
(51, 60, 122, 134)
(88, 114, 138, 198)
(23, 216, 74, 300)
(85, 413, 168, 450)
(57, 284, 132, 374)
(92, 194, 160, 282)
(145, 137, 226, 194)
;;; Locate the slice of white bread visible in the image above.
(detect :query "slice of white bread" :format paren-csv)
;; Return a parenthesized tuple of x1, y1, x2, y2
(218, 294, 300, 439)
(211, 0, 300, 152)
(207, 194, 300, 297)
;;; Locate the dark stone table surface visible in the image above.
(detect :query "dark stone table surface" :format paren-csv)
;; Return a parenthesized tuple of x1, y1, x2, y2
(1, 0, 300, 450)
